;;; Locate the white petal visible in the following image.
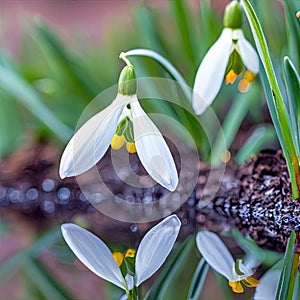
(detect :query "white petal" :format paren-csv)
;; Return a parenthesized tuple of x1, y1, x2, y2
(59, 94, 131, 178)
(254, 269, 281, 300)
(61, 224, 125, 290)
(125, 274, 134, 291)
(135, 215, 181, 286)
(237, 30, 259, 74)
(196, 230, 236, 281)
(233, 260, 253, 281)
(130, 100, 178, 191)
(192, 28, 233, 115)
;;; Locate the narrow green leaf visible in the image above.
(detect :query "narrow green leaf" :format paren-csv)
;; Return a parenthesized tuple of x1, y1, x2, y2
(24, 258, 72, 300)
(28, 258, 76, 299)
(275, 230, 296, 300)
(134, 5, 165, 54)
(211, 85, 260, 165)
(284, 0, 300, 69)
(213, 271, 234, 300)
(0, 65, 72, 142)
(0, 93, 23, 156)
(33, 20, 100, 99)
(0, 227, 61, 279)
(236, 124, 276, 165)
(283, 56, 300, 155)
(287, 254, 299, 300)
(187, 258, 209, 300)
(144, 235, 195, 300)
(170, 0, 196, 66)
(241, 0, 300, 199)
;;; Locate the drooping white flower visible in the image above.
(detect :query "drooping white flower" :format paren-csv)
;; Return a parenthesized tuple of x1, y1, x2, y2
(61, 214, 181, 293)
(254, 268, 280, 300)
(193, 0, 259, 115)
(59, 58, 178, 191)
(196, 230, 259, 293)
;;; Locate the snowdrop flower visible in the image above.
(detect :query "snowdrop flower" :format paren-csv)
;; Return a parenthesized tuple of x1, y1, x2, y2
(59, 53, 178, 191)
(193, 0, 259, 115)
(61, 214, 181, 298)
(254, 268, 280, 300)
(196, 230, 259, 293)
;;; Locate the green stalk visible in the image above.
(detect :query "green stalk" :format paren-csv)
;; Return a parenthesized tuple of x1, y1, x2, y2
(241, 0, 300, 199)
(123, 49, 191, 101)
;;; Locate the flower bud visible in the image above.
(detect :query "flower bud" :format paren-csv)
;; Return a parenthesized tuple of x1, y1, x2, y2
(223, 0, 242, 29)
(118, 65, 137, 96)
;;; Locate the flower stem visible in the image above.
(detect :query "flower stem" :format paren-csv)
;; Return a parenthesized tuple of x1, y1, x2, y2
(127, 286, 138, 300)
(119, 52, 133, 66)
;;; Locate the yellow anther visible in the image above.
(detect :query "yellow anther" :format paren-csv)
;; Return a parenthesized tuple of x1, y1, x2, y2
(225, 70, 238, 85)
(111, 134, 125, 150)
(238, 79, 250, 93)
(229, 280, 244, 293)
(125, 248, 136, 258)
(112, 252, 124, 266)
(243, 70, 256, 83)
(242, 276, 260, 287)
(126, 142, 137, 154)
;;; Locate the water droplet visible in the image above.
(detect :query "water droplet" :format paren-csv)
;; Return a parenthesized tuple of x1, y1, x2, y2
(90, 193, 103, 204)
(130, 224, 138, 232)
(57, 187, 71, 204)
(7, 188, 23, 203)
(78, 192, 87, 202)
(42, 178, 56, 192)
(26, 188, 39, 201)
(41, 200, 55, 213)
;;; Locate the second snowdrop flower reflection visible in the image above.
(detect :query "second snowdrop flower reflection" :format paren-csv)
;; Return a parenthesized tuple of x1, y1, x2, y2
(61, 215, 181, 300)
(193, 0, 259, 115)
(59, 53, 178, 191)
(196, 230, 259, 293)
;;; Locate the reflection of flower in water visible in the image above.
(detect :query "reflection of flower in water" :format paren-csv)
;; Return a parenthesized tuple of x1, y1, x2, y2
(61, 215, 181, 298)
(196, 230, 259, 293)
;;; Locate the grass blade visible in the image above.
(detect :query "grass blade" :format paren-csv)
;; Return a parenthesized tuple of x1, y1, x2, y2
(284, 0, 300, 69)
(134, 5, 165, 54)
(170, 0, 196, 66)
(0, 227, 61, 279)
(236, 124, 276, 164)
(0, 65, 72, 142)
(275, 230, 296, 300)
(0, 92, 23, 156)
(24, 259, 68, 300)
(283, 56, 300, 155)
(211, 85, 260, 165)
(24, 258, 75, 300)
(287, 253, 299, 300)
(33, 20, 100, 99)
(144, 235, 195, 300)
(187, 258, 209, 300)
